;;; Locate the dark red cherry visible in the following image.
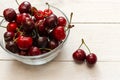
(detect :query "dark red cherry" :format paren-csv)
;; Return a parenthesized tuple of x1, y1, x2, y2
(6, 41, 19, 53)
(16, 13, 30, 25)
(35, 20, 47, 36)
(58, 16, 67, 26)
(28, 46, 41, 56)
(45, 14, 58, 29)
(17, 36, 33, 50)
(73, 49, 86, 62)
(22, 17, 34, 32)
(37, 37, 48, 48)
(3, 8, 16, 22)
(7, 22, 17, 32)
(48, 40, 58, 49)
(53, 26, 66, 41)
(19, 1, 31, 13)
(86, 53, 97, 64)
(4, 31, 14, 42)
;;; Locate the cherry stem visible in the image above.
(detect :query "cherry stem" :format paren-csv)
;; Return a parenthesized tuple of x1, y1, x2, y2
(69, 12, 73, 24)
(0, 15, 4, 18)
(0, 26, 6, 28)
(40, 48, 52, 51)
(0, 19, 4, 25)
(65, 12, 74, 31)
(46, 2, 50, 10)
(15, 0, 19, 6)
(82, 39, 91, 53)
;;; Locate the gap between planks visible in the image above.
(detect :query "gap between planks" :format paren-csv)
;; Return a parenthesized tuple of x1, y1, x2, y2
(0, 59, 120, 62)
(72, 22, 120, 24)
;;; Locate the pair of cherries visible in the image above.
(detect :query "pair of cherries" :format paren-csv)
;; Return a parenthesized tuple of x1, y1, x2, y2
(73, 39, 97, 65)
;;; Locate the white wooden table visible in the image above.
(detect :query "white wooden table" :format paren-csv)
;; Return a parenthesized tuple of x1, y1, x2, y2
(0, 0, 120, 80)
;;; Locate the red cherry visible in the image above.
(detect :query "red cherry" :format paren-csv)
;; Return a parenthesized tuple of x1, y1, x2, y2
(3, 8, 16, 22)
(6, 41, 19, 53)
(53, 26, 66, 41)
(16, 13, 30, 25)
(86, 53, 97, 64)
(22, 17, 35, 32)
(73, 49, 86, 62)
(19, 1, 31, 13)
(17, 36, 33, 50)
(28, 46, 41, 56)
(7, 22, 17, 32)
(4, 31, 14, 42)
(34, 10, 44, 20)
(44, 9, 53, 17)
(58, 16, 67, 26)
(48, 40, 58, 49)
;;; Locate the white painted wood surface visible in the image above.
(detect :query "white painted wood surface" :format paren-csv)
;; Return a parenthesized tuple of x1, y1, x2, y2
(0, 0, 120, 80)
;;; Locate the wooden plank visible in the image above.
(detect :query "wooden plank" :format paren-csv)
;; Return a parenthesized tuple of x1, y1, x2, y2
(0, 24, 120, 62)
(0, 61, 120, 80)
(0, 0, 120, 22)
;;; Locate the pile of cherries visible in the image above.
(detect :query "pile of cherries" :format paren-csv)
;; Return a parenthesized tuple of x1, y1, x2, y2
(2, 1, 68, 56)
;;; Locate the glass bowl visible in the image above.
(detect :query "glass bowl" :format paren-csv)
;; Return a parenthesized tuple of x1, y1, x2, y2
(0, 4, 70, 65)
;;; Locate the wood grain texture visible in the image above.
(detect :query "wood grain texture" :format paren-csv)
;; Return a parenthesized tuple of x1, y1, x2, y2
(0, 61, 120, 80)
(1, 0, 120, 22)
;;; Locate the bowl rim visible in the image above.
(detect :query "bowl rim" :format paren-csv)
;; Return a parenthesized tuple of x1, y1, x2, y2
(0, 5, 70, 59)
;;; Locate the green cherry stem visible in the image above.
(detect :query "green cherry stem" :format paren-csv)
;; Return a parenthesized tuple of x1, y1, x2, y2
(65, 12, 74, 31)
(0, 15, 4, 18)
(78, 40, 83, 49)
(69, 12, 73, 24)
(0, 19, 4, 25)
(15, 0, 20, 6)
(0, 26, 6, 28)
(40, 48, 52, 51)
(82, 39, 91, 53)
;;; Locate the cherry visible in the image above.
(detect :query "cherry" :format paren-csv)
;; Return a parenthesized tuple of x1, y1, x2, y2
(44, 9, 53, 17)
(57, 16, 66, 26)
(16, 13, 30, 25)
(28, 46, 41, 56)
(37, 37, 48, 48)
(35, 20, 46, 35)
(34, 10, 44, 20)
(19, 1, 31, 14)
(52, 26, 66, 41)
(4, 31, 14, 42)
(17, 36, 33, 50)
(6, 41, 19, 53)
(7, 22, 17, 32)
(3, 8, 16, 22)
(73, 49, 86, 62)
(22, 17, 35, 32)
(86, 53, 97, 64)
(48, 40, 58, 49)
(45, 14, 58, 29)
(44, 3, 53, 17)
